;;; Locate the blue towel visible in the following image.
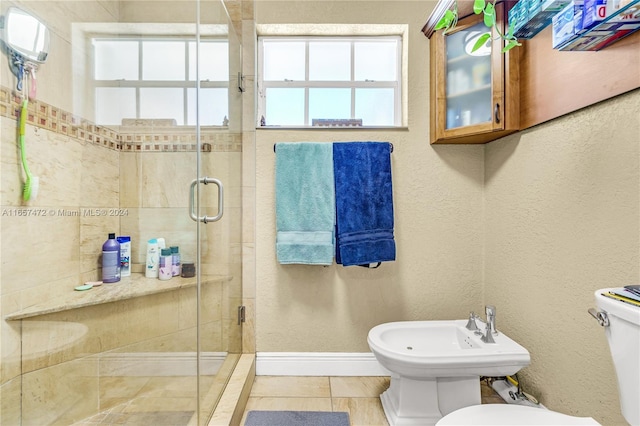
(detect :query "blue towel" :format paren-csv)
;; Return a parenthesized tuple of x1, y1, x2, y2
(275, 142, 335, 265)
(333, 142, 396, 266)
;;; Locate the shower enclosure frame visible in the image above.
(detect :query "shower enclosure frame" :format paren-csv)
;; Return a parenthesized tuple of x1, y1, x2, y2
(0, 0, 243, 424)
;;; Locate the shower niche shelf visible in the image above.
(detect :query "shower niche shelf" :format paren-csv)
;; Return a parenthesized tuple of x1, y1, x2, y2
(5, 273, 232, 321)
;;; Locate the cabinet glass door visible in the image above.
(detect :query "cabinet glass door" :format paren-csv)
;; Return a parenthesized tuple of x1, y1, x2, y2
(444, 22, 492, 130)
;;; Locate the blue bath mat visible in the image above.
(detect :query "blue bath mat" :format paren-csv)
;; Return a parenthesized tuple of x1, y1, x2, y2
(245, 410, 350, 426)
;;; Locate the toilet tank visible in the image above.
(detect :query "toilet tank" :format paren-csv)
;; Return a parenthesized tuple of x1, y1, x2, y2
(595, 290, 640, 426)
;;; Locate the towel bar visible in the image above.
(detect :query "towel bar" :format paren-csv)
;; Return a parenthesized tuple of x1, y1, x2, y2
(274, 142, 394, 153)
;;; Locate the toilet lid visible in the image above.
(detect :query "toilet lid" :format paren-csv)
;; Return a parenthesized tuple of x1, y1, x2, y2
(436, 404, 601, 425)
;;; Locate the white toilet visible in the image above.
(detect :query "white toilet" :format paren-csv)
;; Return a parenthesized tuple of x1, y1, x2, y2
(436, 404, 599, 425)
(436, 288, 640, 425)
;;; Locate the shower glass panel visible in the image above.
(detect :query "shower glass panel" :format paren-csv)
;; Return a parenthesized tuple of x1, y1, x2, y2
(0, 1, 242, 425)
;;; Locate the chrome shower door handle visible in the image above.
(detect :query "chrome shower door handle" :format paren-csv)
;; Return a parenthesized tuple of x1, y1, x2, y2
(189, 177, 224, 223)
(202, 177, 224, 223)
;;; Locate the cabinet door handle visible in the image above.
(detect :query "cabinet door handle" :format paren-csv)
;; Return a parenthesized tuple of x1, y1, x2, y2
(494, 103, 501, 124)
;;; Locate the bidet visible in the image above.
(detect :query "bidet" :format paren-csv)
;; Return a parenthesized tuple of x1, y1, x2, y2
(368, 319, 530, 426)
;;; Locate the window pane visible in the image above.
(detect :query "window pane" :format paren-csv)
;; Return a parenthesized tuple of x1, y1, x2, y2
(263, 41, 305, 81)
(95, 88, 136, 125)
(355, 88, 395, 126)
(142, 41, 185, 80)
(94, 40, 138, 80)
(187, 88, 229, 125)
(309, 42, 350, 81)
(188, 41, 229, 81)
(354, 40, 397, 81)
(265, 88, 304, 126)
(309, 88, 351, 121)
(140, 88, 185, 125)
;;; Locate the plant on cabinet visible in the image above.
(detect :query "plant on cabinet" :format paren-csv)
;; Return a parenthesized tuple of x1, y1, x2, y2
(435, 0, 521, 53)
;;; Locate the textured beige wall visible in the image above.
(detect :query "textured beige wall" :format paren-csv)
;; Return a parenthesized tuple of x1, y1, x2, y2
(484, 89, 640, 425)
(255, 1, 486, 353)
(254, 1, 639, 423)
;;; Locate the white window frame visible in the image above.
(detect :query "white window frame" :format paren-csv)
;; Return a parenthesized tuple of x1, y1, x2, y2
(257, 35, 402, 128)
(92, 36, 229, 126)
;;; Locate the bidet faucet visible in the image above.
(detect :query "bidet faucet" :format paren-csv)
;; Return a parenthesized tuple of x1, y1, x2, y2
(485, 305, 497, 336)
(479, 305, 497, 343)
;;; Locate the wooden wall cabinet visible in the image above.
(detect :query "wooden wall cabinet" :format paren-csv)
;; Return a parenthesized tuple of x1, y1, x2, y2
(424, 1, 640, 143)
(426, 3, 519, 144)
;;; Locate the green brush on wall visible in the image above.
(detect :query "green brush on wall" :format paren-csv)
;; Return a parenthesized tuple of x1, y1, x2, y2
(19, 98, 39, 201)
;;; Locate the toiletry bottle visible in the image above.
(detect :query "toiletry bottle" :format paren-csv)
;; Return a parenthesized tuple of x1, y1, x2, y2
(170, 246, 181, 277)
(117, 236, 131, 277)
(102, 233, 121, 283)
(181, 262, 195, 278)
(145, 238, 159, 278)
(158, 248, 173, 281)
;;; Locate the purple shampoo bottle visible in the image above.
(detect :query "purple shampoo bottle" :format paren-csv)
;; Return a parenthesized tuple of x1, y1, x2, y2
(102, 233, 121, 283)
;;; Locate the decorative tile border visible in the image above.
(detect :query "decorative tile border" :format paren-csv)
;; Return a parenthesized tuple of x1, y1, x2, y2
(0, 86, 241, 153)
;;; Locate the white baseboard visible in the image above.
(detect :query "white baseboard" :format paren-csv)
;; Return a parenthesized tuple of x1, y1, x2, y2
(99, 352, 227, 377)
(256, 352, 390, 376)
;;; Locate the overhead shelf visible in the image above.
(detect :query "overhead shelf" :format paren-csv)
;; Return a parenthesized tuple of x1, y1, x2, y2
(556, 0, 640, 51)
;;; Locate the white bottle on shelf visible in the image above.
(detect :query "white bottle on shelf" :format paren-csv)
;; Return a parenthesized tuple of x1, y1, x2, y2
(145, 238, 159, 278)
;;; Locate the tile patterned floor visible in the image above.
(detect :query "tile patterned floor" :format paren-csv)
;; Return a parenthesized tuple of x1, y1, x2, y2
(241, 376, 506, 426)
(74, 374, 505, 425)
(242, 376, 389, 426)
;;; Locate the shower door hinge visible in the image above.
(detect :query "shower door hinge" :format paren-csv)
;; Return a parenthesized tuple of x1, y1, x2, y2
(237, 72, 245, 93)
(237, 305, 246, 324)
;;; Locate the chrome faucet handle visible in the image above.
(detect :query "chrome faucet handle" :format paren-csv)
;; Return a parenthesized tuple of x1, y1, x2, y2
(465, 312, 479, 331)
(481, 321, 496, 344)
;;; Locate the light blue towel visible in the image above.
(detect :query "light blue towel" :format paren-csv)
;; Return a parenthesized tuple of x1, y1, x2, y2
(275, 142, 335, 265)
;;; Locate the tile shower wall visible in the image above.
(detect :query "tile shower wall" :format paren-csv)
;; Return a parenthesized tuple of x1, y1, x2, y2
(0, 90, 242, 424)
(1, 0, 123, 419)
(0, 0, 244, 423)
(0, 88, 119, 423)
(118, 123, 243, 357)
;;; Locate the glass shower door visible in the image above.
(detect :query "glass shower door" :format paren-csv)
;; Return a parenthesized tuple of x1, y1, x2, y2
(0, 0, 241, 424)
(195, 0, 244, 424)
